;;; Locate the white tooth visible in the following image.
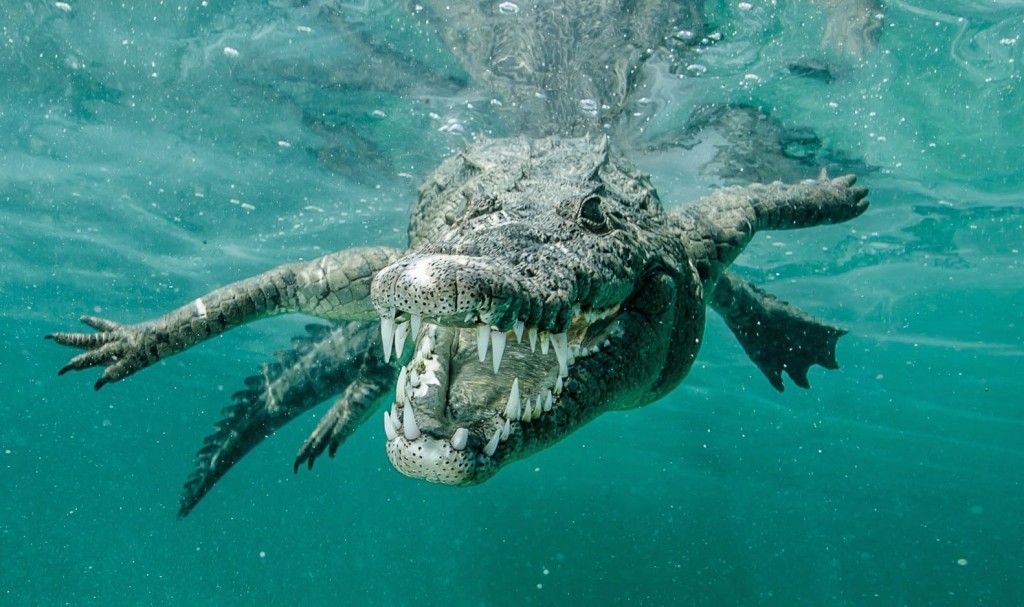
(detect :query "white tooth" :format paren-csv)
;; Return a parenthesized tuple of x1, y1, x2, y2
(383, 411, 398, 441)
(603, 338, 611, 348)
(551, 332, 569, 377)
(465, 312, 476, 324)
(403, 401, 420, 440)
(491, 330, 507, 374)
(535, 395, 543, 418)
(554, 376, 564, 395)
(390, 403, 402, 431)
(521, 398, 532, 422)
(409, 368, 421, 388)
(394, 321, 409, 359)
(411, 314, 422, 338)
(397, 365, 408, 390)
(528, 326, 538, 352)
(590, 345, 600, 354)
(420, 333, 435, 356)
(380, 315, 396, 363)
(484, 426, 501, 456)
(513, 320, 525, 343)
(397, 366, 410, 406)
(501, 418, 511, 440)
(543, 391, 553, 412)
(477, 324, 490, 361)
(451, 427, 469, 451)
(504, 378, 521, 420)
(540, 331, 550, 355)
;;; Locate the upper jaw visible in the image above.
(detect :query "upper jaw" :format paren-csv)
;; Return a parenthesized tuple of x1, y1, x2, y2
(369, 253, 581, 335)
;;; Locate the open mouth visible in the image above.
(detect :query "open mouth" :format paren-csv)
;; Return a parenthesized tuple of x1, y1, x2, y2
(377, 306, 622, 484)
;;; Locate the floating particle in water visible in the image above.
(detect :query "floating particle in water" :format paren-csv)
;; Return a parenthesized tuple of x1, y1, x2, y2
(223, 47, 240, 58)
(498, 2, 520, 15)
(957, 558, 968, 566)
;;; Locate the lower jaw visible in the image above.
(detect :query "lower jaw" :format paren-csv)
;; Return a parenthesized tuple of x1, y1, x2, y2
(385, 434, 496, 486)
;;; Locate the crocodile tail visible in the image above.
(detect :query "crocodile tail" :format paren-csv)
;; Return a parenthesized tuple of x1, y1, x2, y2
(178, 322, 377, 518)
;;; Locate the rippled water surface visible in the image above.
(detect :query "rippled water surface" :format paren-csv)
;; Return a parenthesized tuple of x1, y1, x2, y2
(2, 1, 1022, 605)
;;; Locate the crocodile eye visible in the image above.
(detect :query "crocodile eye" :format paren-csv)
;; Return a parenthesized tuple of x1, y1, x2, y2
(579, 195, 609, 233)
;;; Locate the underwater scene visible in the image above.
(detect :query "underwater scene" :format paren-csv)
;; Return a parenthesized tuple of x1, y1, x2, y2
(2, 1, 1022, 605)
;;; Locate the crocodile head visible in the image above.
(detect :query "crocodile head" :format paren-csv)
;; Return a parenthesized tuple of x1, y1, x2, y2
(370, 137, 704, 485)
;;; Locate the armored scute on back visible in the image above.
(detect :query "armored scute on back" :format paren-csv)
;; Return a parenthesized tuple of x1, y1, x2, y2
(49, 135, 868, 515)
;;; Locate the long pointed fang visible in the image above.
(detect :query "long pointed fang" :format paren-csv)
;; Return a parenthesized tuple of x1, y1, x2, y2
(528, 326, 538, 352)
(551, 332, 569, 377)
(513, 320, 525, 343)
(451, 427, 469, 451)
(504, 378, 521, 420)
(491, 330, 507, 374)
(394, 321, 409, 359)
(476, 324, 490, 362)
(396, 366, 409, 406)
(383, 411, 398, 441)
(381, 315, 396, 363)
(484, 426, 501, 457)
(411, 314, 422, 338)
(543, 390, 553, 412)
(402, 400, 420, 441)
(501, 418, 511, 440)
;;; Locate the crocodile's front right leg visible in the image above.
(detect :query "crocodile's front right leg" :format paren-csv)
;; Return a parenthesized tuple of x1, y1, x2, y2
(47, 246, 404, 389)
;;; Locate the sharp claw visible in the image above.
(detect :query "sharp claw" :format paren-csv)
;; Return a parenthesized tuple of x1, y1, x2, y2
(80, 315, 122, 331)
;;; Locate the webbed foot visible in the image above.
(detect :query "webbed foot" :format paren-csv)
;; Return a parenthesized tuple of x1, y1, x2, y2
(711, 271, 846, 391)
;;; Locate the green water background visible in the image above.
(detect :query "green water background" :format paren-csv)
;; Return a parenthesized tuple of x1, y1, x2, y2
(2, 1, 1022, 604)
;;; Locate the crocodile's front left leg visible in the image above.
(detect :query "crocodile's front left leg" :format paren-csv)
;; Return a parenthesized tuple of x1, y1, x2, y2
(47, 246, 403, 389)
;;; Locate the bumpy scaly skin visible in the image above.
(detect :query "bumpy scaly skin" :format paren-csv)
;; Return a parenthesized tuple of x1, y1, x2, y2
(179, 321, 395, 518)
(50, 136, 868, 514)
(49, 247, 402, 389)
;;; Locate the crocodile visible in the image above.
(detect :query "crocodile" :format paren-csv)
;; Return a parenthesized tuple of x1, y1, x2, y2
(49, 135, 869, 516)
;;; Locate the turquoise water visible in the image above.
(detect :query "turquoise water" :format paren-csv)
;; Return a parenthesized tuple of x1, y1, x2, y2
(2, 1, 1022, 605)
